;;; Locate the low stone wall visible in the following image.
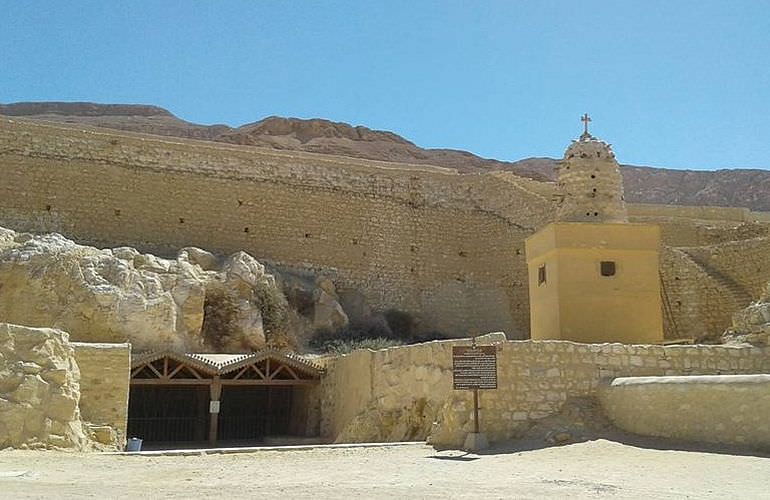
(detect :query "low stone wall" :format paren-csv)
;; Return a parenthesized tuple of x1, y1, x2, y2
(71, 342, 131, 446)
(600, 375, 770, 449)
(320, 339, 770, 448)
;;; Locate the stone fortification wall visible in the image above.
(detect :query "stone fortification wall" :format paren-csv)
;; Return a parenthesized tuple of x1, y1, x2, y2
(320, 339, 770, 448)
(659, 247, 741, 339)
(2, 118, 769, 340)
(71, 342, 130, 445)
(0, 119, 555, 338)
(681, 237, 770, 301)
(600, 374, 770, 449)
(627, 203, 753, 222)
(629, 217, 770, 248)
(627, 203, 770, 248)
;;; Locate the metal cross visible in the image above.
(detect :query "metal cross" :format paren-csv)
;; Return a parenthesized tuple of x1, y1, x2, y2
(581, 113, 591, 135)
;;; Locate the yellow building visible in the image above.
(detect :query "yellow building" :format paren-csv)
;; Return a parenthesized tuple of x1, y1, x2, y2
(525, 116, 664, 344)
(526, 222, 663, 343)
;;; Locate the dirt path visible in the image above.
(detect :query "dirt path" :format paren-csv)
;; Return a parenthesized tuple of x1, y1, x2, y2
(1, 440, 768, 499)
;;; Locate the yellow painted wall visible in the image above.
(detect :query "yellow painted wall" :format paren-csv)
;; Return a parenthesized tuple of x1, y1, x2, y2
(526, 223, 663, 344)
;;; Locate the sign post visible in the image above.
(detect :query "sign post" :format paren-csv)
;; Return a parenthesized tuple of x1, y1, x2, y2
(452, 336, 497, 452)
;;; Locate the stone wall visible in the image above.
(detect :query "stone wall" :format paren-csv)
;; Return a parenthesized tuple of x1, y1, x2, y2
(71, 342, 131, 445)
(681, 237, 770, 301)
(0, 119, 554, 338)
(659, 247, 739, 340)
(2, 118, 770, 340)
(600, 374, 770, 449)
(320, 339, 770, 448)
(659, 237, 770, 340)
(627, 203, 753, 222)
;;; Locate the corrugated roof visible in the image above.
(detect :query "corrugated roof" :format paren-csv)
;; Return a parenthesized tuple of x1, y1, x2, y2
(131, 349, 323, 377)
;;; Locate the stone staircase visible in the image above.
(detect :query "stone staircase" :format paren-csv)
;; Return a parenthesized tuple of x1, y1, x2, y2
(681, 250, 755, 310)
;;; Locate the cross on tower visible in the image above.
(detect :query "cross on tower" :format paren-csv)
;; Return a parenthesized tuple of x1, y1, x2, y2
(581, 113, 591, 135)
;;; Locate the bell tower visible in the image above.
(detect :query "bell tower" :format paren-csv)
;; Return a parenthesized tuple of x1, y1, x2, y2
(525, 116, 663, 344)
(556, 113, 627, 223)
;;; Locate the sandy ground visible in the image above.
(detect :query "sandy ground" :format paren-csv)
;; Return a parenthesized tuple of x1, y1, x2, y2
(0, 440, 769, 499)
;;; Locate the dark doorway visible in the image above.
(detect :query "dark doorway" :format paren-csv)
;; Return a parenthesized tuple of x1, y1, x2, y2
(218, 386, 293, 442)
(127, 385, 209, 443)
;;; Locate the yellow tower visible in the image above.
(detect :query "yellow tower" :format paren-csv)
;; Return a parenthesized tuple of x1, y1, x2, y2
(525, 115, 663, 344)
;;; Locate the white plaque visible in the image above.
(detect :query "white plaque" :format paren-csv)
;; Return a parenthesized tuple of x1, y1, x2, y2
(209, 400, 220, 414)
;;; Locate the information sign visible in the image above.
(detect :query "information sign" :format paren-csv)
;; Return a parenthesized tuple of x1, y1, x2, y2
(452, 345, 497, 390)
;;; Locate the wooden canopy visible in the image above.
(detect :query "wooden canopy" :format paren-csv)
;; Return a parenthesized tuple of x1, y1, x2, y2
(130, 349, 323, 386)
(129, 349, 323, 444)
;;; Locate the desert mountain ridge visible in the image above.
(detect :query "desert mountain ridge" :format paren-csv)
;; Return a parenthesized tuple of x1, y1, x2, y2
(3, 101, 770, 211)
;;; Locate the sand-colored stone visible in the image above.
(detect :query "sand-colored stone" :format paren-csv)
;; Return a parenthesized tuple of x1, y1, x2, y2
(600, 374, 770, 448)
(0, 323, 94, 450)
(556, 134, 627, 223)
(1, 118, 770, 340)
(721, 280, 770, 345)
(319, 339, 770, 449)
(72, 342, 131, 446)
(0, 226, 336, 352)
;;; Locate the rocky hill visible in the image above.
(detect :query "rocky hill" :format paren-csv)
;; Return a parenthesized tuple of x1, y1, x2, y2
(3, 101, 770, 211)
(0, 101, 230, 141)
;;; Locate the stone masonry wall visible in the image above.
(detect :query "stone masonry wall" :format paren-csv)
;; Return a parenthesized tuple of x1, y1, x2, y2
(320, 339, 770, 448)
(2, 119, 770, 340)
(71, 342, 131, 446)
(600, 374, 770, 449)
(0, 119, 554, 338)
(682, 237, 770, 301)
(659, 247, 740, 339)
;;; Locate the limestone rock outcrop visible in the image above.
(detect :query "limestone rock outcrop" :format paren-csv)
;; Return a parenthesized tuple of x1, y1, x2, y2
(0, 227, 291, 352)
(0, 323, 94, 450)
(277, 271, 349, 338)
(723, 282, 770, 346)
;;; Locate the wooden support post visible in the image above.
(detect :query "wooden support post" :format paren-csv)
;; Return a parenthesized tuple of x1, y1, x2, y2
(209, 376, 222, 446)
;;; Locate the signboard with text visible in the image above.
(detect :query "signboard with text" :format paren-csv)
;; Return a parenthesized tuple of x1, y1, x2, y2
(452, 345, 497, 390)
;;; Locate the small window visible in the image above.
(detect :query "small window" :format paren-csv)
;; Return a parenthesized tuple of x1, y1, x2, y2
(600, 261, 616, 277)
(538, 265, 547, 285)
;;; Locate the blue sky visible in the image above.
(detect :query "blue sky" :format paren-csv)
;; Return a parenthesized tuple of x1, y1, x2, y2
(2, 1, 769, 170)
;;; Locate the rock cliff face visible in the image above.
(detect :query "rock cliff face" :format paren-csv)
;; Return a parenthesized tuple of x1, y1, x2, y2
(0, 323, 94, 450)
(3, 101, 769, 210)
(0, 226, 346, 352)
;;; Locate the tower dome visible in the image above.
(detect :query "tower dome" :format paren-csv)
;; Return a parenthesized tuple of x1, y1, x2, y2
(555, 115, 627, 223)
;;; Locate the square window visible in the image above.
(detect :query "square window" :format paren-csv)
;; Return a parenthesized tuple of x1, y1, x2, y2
(538, 265, 547, 285)
(600, 261, 616, 277)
